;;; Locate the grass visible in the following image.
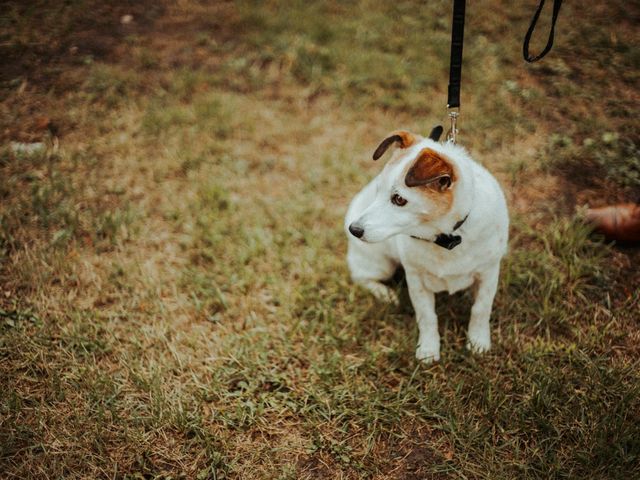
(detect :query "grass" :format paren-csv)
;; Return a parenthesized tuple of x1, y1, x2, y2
(1, 0, 639, 478)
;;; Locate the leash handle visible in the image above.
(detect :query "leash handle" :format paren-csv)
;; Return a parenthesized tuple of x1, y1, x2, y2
(523, 0, 563, 62)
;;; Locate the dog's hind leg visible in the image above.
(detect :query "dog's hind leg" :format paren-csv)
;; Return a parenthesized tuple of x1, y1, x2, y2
(347, 241, 399, 305)
(467, 264, 500, 353)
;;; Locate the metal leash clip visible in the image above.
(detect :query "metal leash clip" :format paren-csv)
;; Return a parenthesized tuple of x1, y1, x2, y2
(446, 108, 459, 144)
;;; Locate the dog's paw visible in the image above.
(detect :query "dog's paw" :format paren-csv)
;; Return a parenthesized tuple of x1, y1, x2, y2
(416, 341, 440, 364)
(368, 282, 399, 306)
(466, 335, 491, 354)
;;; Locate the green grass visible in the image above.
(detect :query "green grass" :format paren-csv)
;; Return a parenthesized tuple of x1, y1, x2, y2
(1, 1, 639, 478)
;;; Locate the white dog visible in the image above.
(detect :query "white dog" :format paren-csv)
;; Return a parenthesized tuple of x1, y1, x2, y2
(345, 127, 509, 363)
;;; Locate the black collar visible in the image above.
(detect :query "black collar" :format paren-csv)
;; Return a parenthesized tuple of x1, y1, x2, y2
(411, 214, 469, 250)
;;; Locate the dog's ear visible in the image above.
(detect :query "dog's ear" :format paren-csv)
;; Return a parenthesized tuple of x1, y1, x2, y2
(405, 148, 455, 191)
(428, 125, 444, 142)
(372, 130, 418, 160)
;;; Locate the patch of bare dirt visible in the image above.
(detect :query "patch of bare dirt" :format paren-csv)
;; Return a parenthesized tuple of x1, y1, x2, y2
(0, 1, 164, 87)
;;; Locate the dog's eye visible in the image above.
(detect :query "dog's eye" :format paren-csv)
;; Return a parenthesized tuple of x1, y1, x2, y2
(438, 175, 451, 190)
(391, 193, 408, 206)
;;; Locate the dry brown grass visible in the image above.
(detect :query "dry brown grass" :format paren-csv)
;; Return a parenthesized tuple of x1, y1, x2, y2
(1, 1, 639, 478)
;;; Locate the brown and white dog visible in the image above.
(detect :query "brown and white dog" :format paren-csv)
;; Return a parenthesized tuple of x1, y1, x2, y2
(345, 127, 509, 363)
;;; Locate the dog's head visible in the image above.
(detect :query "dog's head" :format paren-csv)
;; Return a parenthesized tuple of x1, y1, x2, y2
(348, 127, 461, 243)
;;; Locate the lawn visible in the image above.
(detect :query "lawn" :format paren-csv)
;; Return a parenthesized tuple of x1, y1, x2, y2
(1, 1, 639, 478)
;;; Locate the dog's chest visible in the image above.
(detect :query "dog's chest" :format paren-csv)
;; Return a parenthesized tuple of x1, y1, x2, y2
(415, 268, 475, 293)
(399, 241, 480, 293)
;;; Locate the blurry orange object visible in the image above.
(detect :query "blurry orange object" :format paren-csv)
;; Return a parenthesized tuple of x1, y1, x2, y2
(586, 203, 640, 243)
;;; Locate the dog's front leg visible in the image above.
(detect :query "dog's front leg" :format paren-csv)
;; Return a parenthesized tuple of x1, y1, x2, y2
(406, 271, 439, 363)
(467, 264, 500, 353)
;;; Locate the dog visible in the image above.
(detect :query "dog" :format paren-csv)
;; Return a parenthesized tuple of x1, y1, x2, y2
(345, 127, 509, 363)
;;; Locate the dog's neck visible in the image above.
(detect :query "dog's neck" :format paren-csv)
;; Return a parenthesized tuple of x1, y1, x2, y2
(410, 212, 469, 249)
(409, 160, 474, 250)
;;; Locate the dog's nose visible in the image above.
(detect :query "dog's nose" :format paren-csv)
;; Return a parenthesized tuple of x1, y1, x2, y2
(349, 223, 365, 238)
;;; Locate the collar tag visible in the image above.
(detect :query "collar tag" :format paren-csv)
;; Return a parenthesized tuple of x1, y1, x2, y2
(434, 233, 462, 250)
(410, 213, 468, 250)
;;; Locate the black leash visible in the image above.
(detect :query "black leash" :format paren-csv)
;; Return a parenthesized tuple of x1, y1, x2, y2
(446, 0, 466, 143)
(447, 0, 466, 110)
(421, 1, 562, 250)
(523, 0, 563, 62)
(444, 0, 563, 143)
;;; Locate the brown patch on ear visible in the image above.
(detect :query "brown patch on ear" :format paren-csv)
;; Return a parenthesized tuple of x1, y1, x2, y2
(372, 130, 417, 160)
(394, 130, 416, 148)
(405, 148, 456, 189)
